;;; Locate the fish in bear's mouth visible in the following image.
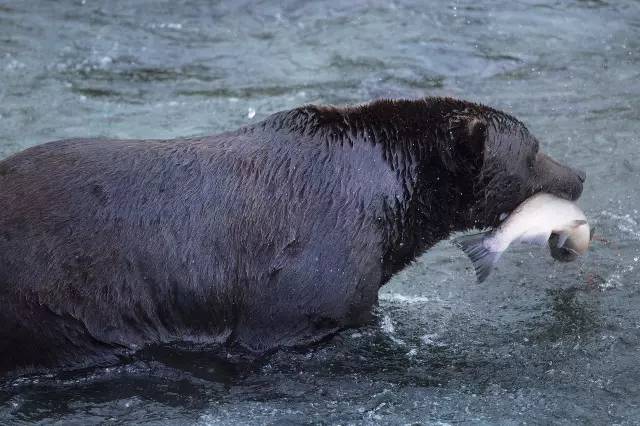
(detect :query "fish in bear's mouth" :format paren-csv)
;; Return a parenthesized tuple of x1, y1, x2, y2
(455, 192, 591, 283)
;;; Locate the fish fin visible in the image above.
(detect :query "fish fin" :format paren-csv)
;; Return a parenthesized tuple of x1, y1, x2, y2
(452, 232, 501, 283)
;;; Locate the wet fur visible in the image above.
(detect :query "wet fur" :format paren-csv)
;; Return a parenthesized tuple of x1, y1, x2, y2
(0, 97, 584, 372)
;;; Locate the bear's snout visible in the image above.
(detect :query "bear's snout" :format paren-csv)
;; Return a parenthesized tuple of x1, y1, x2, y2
(530, 152, 585, 201)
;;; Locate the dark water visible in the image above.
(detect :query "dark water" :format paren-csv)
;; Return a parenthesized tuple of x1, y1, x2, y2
(1, 0, 639, 424)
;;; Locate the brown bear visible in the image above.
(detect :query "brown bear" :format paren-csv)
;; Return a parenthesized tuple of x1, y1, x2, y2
(0, 97, 584, 373)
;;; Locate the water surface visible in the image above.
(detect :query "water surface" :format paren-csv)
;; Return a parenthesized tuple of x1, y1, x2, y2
(1, 0, 639, 424)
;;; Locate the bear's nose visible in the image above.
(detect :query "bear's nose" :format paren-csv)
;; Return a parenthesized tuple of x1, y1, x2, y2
(576, 169, 586, 183)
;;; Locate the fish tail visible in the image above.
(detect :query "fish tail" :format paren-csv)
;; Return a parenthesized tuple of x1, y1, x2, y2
(452, 232, 502, 283)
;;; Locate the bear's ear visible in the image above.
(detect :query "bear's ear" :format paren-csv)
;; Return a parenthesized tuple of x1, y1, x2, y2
(465, 117, 487, 157)
(447, 114, 487, 170)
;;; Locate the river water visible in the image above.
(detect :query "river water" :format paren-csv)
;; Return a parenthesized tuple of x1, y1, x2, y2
(1, 0, 639, 424)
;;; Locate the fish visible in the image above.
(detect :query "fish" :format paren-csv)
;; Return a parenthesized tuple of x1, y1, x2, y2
(453, 193, 591, 283)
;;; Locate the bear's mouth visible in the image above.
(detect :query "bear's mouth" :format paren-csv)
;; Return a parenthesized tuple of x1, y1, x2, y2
(554, 190, 576, 202)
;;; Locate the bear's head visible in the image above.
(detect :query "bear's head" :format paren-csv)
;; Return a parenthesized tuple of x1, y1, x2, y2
(440, 101, 585, 230)
(294, 98, 585, 274)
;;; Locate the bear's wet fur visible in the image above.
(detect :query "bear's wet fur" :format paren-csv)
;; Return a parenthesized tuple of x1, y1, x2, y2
(0, 97, 585, 373)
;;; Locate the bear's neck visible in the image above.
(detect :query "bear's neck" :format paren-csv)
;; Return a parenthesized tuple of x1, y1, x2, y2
(375, 160, 476, 279)
(337, 100, 480, 278)
(345, 99, 476, 268)
(262, 99, 480, 278)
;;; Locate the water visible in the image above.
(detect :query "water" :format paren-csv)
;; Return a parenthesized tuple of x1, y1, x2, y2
(1, 0, 639, 424)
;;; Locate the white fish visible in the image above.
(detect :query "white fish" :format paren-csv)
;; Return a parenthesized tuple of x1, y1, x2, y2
(453, 193, 592, 283)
